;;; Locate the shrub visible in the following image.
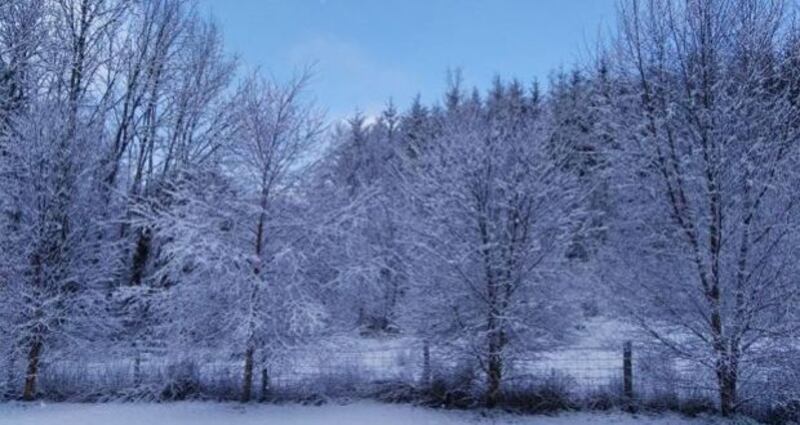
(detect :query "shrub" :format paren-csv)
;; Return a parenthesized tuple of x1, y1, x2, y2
(761, 398, 800, 425)
(424, 361, 478, 408)
(678, 395, 716, 417)
(501, 371, 576, 413)
(160, 360, 201, 401)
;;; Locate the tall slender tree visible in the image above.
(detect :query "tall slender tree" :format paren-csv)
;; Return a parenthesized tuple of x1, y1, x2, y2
(604, 0, 800, 415)
(401, 78, 581, 406)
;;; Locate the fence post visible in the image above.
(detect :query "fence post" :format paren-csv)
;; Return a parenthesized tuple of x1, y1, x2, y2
(623, 341, 634, 404)
(260, 367, 269, 401)
(421, 340, 431, 387)
(4, 343, 14, 399)
(133, 351, 142, 387)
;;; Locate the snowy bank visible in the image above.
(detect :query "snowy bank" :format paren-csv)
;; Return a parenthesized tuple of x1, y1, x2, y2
(0, 401, 719, 425)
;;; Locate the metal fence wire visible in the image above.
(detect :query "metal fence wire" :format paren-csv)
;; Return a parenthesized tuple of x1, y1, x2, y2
(4, 340, 799, 411)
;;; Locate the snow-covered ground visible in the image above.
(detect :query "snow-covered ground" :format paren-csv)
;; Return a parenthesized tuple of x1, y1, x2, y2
(0, 402, 719, 425)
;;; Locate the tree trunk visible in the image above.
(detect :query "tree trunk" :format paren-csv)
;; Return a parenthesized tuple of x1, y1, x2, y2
(242, 193, 267, 404)
(486, 346, 502, 407)
(709, 289, 736, 416)
(717, 358, 738, 416)
(22, 337, 43, 401)
(129, 228, 152, 286)
(241, 345, 254, 402)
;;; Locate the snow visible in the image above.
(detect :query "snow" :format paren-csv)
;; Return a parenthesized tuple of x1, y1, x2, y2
(0, 402, 714, 425)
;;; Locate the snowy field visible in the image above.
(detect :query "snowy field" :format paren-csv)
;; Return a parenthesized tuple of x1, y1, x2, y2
(0, 402, 721, 425)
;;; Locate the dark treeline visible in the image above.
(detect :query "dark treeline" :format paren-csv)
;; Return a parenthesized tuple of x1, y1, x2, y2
(1, 0, 800, 417)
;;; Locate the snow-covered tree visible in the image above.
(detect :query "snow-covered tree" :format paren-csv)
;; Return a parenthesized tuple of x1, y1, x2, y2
(150, 71, 325, 401)
(602, 0, 800, 415)
(399, 78, 582, 406)
(309, 106, 410, 335)
(0, 0, 129, 400)
(110, 6, 238, 381)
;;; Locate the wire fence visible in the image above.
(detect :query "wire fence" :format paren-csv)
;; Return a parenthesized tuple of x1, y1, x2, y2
(4, 339, 800, 417)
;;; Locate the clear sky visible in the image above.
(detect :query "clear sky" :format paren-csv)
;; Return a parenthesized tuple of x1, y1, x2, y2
(197, 0, 618, 120)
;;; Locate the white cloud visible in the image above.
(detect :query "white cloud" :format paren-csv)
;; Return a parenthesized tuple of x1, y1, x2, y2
(286, 35, 419, 120)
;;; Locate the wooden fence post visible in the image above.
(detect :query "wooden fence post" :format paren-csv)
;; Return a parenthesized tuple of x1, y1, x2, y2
(4, 343, 14, 398)
(623, 341, 634, 403)
(260, 367, 269, 401)
(421, 340, 431, 387)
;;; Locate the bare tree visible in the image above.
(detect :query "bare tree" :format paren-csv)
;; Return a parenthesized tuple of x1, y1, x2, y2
(0, 0, 133, 400)
(400, 79, 581, 406)
(604, 0, 800, 415)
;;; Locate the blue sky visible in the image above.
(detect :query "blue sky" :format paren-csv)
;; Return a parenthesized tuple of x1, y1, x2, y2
(197, 0, 618, 120)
